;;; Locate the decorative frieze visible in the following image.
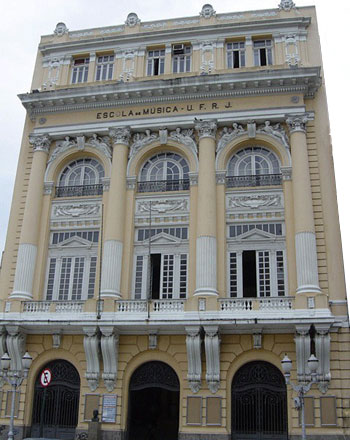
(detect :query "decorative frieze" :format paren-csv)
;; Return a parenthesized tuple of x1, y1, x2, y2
(228, 194, 282, 210)
(204, 326, 220, 394)
(100, 327, 119, 392)
(186, 327, 202, 393)
(109, 127, 131, 146)
(200, 41, 215, 74)
(29, 134, 51, 153)
(136, 198, 189, 215)
(195, 120, 217, 140)
(52, 202, 100, 219)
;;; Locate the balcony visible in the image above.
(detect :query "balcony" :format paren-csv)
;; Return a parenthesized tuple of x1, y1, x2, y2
(219, 297, 294, 312)
(22, 300, 84, 313)
(226, 174, 282, 188)
(55, 184, 103, 197)
(137, 179, 190, 193)
(116, 299, 185, 313)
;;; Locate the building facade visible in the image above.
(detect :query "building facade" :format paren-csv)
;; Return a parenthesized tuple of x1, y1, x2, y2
(0, 1, 349, 439)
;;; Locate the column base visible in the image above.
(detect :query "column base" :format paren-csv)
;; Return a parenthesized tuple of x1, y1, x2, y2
(9, 291, 33, 300)
(194, 288, 218, 297)
(100, 291, 122, 299)
(296, 284, 322, 294)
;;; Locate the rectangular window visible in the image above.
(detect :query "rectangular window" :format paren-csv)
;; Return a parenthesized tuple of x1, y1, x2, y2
(96, 55, 114, 81)
(258, 251, 271, 297)
(253, 39, 273, 66)
(172, 44, 191, 73)
(59, 257, 72, 300)
(161, 254, 174, 299)
(52, 230, 99, 244)
(134, 255, 144, 299)
(229, 253, 238, 298)
(227, 42, 245, 68)
(71, 57, 90, 84)
(229, 223, 282, 238)
(46, 258, 57, 301)
(71, 257, 84, 300)
(147, 49, 165, 76)
(88, 257, 97, 298)
(228, 250, 286, 298)
(179, 254, 188, 299)
(136, 227, 188, 241)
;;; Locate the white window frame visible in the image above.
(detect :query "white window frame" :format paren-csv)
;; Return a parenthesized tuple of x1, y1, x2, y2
(172, 44, 192, 73)
(45, 234, 99, 301)
(95, 54, 114, 81)
(133, 230, 189, 300)
(226, 222, 287, 298)
(146, 49, 165, 76)
(71, 57, 90, 84)
(253, 39, 273, 66)
(226, 42, 245, 69)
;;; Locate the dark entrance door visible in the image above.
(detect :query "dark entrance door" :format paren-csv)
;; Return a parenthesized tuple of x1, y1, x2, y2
(231, 361, 288, 440)
(31, 359, 80, 440)
(127, 361, 180, 440)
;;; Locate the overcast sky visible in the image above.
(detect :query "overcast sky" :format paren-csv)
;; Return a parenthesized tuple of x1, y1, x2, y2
(0, 0, 349, 292)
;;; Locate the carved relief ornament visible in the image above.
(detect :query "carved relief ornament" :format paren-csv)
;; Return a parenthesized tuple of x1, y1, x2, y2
(53, 203, 100, 218)
(109, 127, 131, 146)
(47, 134, 112, 165)
(200, 4, 216, 18)
(136, 199, 188, 214)
(228, 194, 282, 209)
(286, 114, 312, 133)
(279, 0, 296, 11)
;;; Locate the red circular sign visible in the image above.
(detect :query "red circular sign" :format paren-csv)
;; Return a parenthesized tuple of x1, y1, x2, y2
(40, 368, 52, 387)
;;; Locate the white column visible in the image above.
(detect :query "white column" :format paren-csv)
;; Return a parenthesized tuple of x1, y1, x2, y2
(287, 115, 321, 294)
(11, 134, 51, 299)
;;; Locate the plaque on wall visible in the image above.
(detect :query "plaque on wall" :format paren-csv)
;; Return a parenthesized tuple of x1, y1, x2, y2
(102, 394, 117, 423)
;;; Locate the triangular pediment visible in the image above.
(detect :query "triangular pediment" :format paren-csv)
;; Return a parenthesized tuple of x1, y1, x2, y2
(238, 228, 277, 241)
(57, 236, 92, 248)
(143, 232, 181, 245)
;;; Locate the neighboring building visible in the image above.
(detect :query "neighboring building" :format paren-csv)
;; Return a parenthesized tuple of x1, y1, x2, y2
(0, 1, 349, 439)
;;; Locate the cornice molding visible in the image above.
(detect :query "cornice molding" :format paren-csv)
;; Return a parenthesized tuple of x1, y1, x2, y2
(20, 67, 321, 117)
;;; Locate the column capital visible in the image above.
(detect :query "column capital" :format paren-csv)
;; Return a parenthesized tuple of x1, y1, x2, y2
(195, 119, 217, 140)
(286, 113, 313, 134)
(109, 127, 131, 146)
(29, 133, 51, 153)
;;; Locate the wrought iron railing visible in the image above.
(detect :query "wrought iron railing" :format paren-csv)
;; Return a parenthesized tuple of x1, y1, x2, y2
(55, 184, 103, 198)
(137, 179, 190, 193)
(226, 173, 282, 188)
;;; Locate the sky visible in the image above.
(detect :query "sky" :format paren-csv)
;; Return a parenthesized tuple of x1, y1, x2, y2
(0, 0, 349, 294)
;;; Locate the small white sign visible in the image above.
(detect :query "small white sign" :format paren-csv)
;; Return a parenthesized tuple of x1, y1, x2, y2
(40, 369, 52, 387)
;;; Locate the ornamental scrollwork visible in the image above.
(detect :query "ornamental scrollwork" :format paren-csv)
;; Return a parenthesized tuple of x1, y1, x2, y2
(195, 119, 217, 139)
(200, 4, 216, 19)
(279, 0, 296, 11)
(54, 22, 68, 36)
(29, 134, 51, 153)
(109, 127, 131, 146)
(125, 12, 140, 27)
(286, 113, 313, 133)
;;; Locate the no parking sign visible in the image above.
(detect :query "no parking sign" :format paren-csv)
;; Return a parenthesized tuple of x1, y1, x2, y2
(40, 368, 52, 387)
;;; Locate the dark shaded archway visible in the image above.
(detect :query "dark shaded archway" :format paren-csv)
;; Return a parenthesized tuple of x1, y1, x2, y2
(127, 361, 180, 440)
(231, 361, 287, 440)
(31, 359, 80, 440)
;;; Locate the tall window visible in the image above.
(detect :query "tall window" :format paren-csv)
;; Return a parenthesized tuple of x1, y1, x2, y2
(227, 147, 281, 188)
(227, 223, 287, 298)
(227, 42, 245, 69)
(253, 39, 273, 66)
(133, 228, 189, 300)
(172, 44, 191, 73)
(138, 152, 190, 192)
(56, 158, 104, 197)
(147, 49, 165, 76)
(45, 231, 99, 301)
(96, 55, 114, 81)
(71, 57, 90, 84)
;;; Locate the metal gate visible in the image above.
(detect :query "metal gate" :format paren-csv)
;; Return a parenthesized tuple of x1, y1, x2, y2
(127, 361, 180, 440)
(231, 361, 288, 440)
(31, 360, 80, 440)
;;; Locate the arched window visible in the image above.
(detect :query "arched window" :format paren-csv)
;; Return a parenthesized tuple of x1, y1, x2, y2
(227, 146, 281, 188)
(56, 158, 104, 197)
(138, 152, 190, 192)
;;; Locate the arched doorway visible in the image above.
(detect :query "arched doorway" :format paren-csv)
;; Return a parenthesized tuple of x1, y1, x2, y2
(231, 361, 287, 440)
(31, 359, 80, 439)
(127, 361, 180, 440)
